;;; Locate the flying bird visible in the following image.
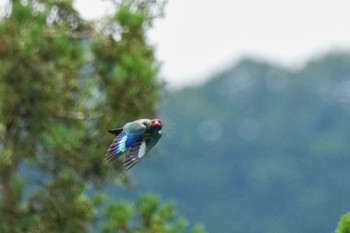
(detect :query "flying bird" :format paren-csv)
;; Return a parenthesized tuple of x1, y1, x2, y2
(105, 119, 162, 169)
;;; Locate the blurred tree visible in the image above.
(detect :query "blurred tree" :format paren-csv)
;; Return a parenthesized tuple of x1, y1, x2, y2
(101, 193, 189, 233)
(336, 213, 350, 233)
(0, 0, 201, 232)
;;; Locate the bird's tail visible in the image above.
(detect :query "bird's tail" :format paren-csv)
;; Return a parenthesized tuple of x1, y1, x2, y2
(107, 128, 123, 136)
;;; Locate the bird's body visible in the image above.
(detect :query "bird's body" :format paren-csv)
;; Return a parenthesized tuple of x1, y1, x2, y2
(105, 119, 162, 169)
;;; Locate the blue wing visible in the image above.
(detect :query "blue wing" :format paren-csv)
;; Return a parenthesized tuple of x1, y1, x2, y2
(105, 131, 141, 163)
(123, 132, 162, 169)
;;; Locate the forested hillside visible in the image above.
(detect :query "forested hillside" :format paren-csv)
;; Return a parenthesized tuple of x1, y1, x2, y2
(126, 52, 350, 233)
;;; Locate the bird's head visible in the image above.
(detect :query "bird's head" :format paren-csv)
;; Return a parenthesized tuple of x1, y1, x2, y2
(150, 119, 162, 131)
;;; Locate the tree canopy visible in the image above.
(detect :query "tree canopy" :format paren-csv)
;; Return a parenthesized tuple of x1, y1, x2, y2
(0, 1, 202, 232)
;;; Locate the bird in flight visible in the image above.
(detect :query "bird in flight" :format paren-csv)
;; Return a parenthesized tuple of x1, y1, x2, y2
(105, 118, 162, 169)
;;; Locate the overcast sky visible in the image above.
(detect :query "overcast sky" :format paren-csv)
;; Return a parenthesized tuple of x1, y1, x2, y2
(76, 0, 350, 87)
(147, 0, 350, 87)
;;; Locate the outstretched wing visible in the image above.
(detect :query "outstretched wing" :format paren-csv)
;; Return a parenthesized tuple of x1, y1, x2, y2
(105, 130, 143, 163)
(123, 139, 147, 169)
(105, 122, 144, 162)
(105, 131, 129, 163)
(123, 132, 162, 169)
(145, 131, 162, 154)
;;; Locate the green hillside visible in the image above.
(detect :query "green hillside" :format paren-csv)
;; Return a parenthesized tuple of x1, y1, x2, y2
(130, 52, 350, 233)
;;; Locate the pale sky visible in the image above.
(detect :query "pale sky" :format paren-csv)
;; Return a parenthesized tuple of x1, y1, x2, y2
(5, 0, 350, 88)
(147, 0, 350, 88)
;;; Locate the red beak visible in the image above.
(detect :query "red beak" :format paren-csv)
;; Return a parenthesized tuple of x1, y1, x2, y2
(153, 121, 161, 127)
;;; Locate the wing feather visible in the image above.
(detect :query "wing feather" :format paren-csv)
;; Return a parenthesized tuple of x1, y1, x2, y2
(105, 131, 128, 163)
(145, 131, 162, 154)
(123, 139, 147, 169)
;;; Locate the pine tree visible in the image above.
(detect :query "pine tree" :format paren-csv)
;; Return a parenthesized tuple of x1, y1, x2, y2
(0, 0, 203, 232)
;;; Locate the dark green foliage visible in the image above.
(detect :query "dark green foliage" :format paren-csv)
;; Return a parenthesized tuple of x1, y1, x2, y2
(0, 1, 199, 233)
(102, 194, 189, 233)
(336, 213, 350, 233)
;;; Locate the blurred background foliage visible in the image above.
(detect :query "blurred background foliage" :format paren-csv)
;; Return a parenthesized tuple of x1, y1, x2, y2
(1, 1, 350, 233)
(337, 213, 350, 233)
(0, 0, 201, 232)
